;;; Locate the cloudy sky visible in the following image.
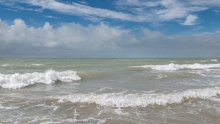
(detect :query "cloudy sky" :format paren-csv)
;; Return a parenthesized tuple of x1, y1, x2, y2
(0, 0, 220, 58)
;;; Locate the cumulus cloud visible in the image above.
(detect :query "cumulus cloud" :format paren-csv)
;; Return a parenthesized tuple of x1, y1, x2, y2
(0, 19, 136, 48)
(0, 18, 138, 57)
(0, 19, 220, 58)
(182, 15, 198, 25)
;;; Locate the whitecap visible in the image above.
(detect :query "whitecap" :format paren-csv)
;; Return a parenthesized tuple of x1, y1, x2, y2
(1, 64, 10, 67)
(0, 70, 81, 89)
(211, 59, 218, 62)
(31, 64, 44, 66)
(132, 63, 220, 71)
(200, 60, 207, 62)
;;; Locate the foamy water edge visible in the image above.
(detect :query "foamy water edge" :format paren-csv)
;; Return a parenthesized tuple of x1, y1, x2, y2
(48, 87, 220, 107)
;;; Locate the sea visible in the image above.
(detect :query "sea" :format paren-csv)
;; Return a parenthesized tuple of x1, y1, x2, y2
(0, 58, 220, 124)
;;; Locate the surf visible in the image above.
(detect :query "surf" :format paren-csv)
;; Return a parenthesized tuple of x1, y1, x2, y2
(48, 87, 220, 107)
(132, 63, 220, 71)
(0, 70, 81, 89)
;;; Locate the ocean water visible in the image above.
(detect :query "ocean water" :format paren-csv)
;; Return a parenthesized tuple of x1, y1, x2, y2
(0, 58, 220, 123)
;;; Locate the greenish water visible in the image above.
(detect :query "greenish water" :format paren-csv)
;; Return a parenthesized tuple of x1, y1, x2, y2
(0, 58, 220, 123)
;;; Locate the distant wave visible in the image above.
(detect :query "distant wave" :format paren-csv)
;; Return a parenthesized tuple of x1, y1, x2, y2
(0, 70, 81, 89)
(1, 64, 44, 67)
(132, 63, 220, 71)
(200, 59, 218, 63)
(211, 59, 218, 62)
(30, 64, 44, 66)
(49, 87, 220, 107)
(1, 64, 10, 67)
(21, 64, 44, 67)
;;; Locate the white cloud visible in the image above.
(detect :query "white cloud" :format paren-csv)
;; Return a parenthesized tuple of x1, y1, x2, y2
(156, 0, 187, 20)
(0, 18, 220, 57)
(185, 0, 220, 7)
(0, 18, 136, 50)
(0, 0, 145, 22)
(44, 15, 59, 19)
(115, 0, 207, 22)
(142, 28, 163, 39)
(115, 0, 159, 7)
(0, 0, 210, 23)
(182, 15, 198, 25)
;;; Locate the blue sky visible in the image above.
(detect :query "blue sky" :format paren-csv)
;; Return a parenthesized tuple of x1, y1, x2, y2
(0, 0, 220, 58)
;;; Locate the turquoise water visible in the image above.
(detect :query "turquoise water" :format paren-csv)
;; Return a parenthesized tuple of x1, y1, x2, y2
(0, 58, 220, 123)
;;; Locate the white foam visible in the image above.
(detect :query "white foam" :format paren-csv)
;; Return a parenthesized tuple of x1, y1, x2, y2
(189, 69, 220, 77)
(114, 107, 129, 115)
(31, 64, 44, 66)
(99, 87, 113, 91)
(0, 104, 19, 110)
(0, 70, 81, 89)
(49, 87, 220, 107)
(211, 59, 218, 62)
(132, 63, 220, 71)
(1, 64, 10, 67)
(200, 60, 207, 62)
(155, 74, 168, 79)
(209, 98, 220, 102)
(6, 64, 44, 67)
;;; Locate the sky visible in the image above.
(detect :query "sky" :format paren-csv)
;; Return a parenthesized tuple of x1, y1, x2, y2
(0, 0, 220, 58)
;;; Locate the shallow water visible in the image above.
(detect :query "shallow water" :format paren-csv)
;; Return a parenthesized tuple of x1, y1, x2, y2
(0, 58, 220, 123)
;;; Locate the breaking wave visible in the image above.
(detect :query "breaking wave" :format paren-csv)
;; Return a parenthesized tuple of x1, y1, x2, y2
(49, 87, 220, 107)
(0, 70, 81, 89)
(132, 63, 220, 71)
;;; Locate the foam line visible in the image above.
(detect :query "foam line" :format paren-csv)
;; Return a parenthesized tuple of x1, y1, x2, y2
(132, 63, 220, 71)
(49, 87, 220, 107)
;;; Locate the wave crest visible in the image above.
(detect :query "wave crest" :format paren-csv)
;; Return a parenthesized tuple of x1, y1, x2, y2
(49, 87, 220, 107)
(132, 63, 220, 71)
(0, 70, 81, 89)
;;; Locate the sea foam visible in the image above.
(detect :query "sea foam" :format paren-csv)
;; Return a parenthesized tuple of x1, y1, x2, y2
(1, 64, 10, 67)
(31, 64, 44, 66)
(211, 59, 218, 62)
(0, 70, 81, 89)
(132, 63, 220, 71)
(49, 87, 220, 107)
